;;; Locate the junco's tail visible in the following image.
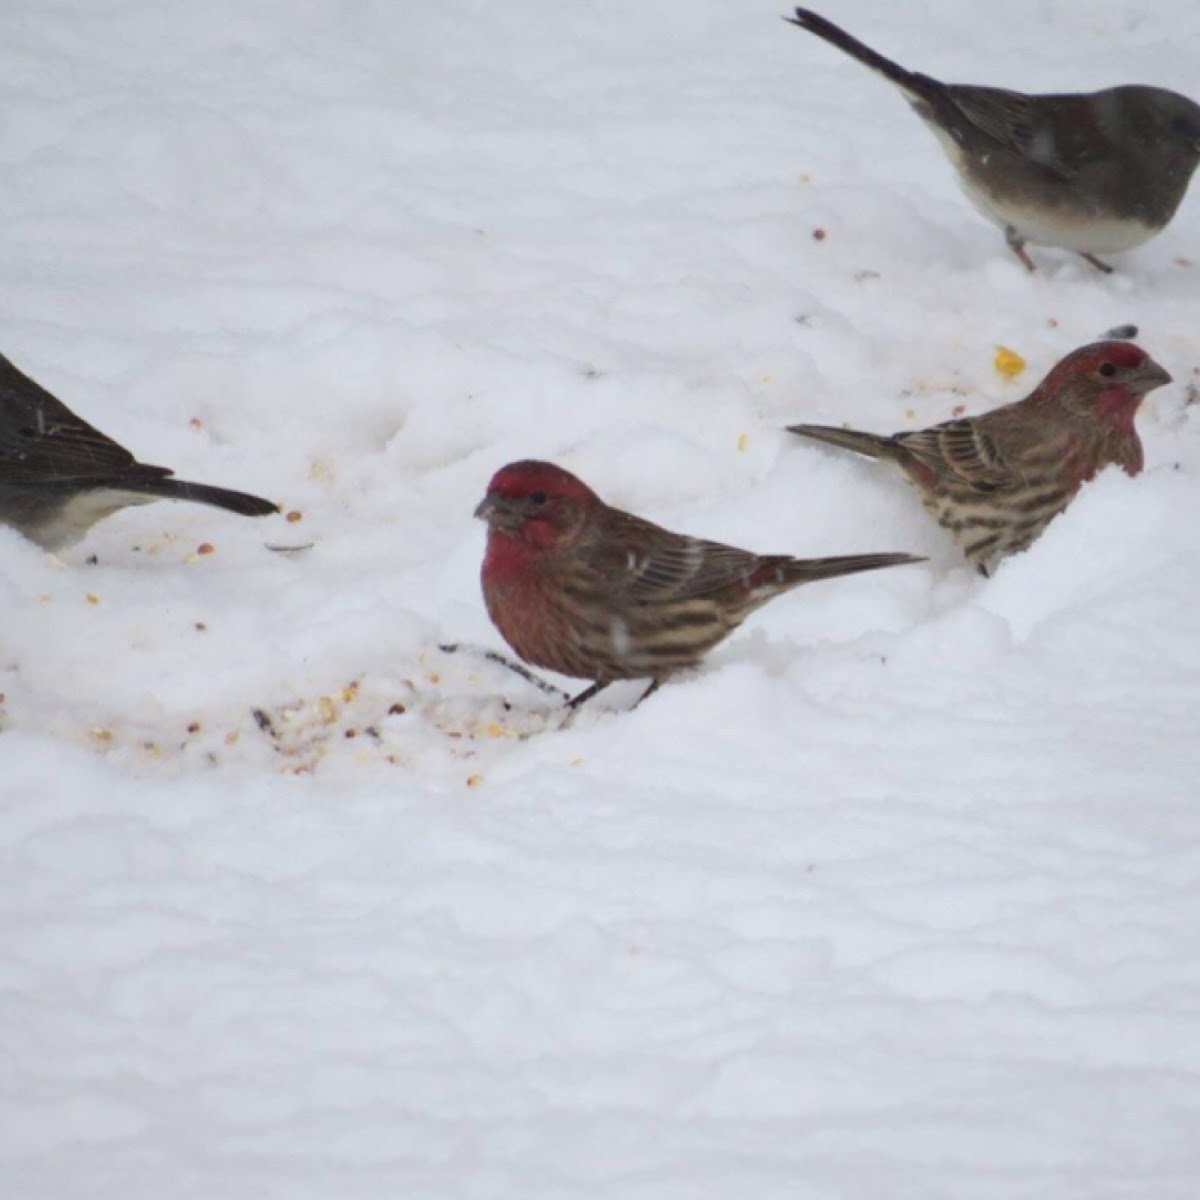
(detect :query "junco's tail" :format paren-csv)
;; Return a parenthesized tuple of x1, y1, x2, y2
(121, 475, 278, 517)
(787, 422, 901, 463)
(784, 9, 948, 111)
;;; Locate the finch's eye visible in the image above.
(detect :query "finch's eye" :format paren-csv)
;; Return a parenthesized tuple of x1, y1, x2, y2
(1098, 362, 1117, 378)
(529, 491, 548, 506)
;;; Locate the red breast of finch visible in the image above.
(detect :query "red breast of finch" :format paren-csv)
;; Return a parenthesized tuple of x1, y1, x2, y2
(788, 341, 1171, 577)
(475, 460, 924, 709)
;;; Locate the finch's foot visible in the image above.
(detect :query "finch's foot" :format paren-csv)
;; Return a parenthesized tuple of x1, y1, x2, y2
(1004, 226, 1037, 272)
(566, 681, 610, 710)
(438, 642, 569, 700)
(1079, 251, 1115, 275)
(562, 679, 657, 721)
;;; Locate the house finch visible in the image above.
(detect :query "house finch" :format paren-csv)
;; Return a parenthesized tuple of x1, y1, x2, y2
(476, 460, 924, 709)
(0, 352, 277, 550)
(784, 8, 1200, 273)
(787, 341, 1171, 576)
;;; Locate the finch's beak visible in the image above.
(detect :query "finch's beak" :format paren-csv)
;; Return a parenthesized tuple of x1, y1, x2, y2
(474, 494, 523, 531)
(1130, 360, 1172, 394)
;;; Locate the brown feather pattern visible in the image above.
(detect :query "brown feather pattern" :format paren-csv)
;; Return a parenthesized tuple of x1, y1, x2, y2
(478, 460, 923, 693)
(788, 340, 1169, 576)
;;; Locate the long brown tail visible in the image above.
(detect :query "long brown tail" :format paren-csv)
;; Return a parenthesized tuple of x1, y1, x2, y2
(784, 8, 948, 111)
(755, 551, 925, 592)
(787, 422, 900, 463)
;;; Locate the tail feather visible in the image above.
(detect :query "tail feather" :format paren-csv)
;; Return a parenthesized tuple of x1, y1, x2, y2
(124, 475, 278, 517)
(777, 552, 925, 588)
(787, 422, 900, 462)
(751, 551, 924, 593)
(784, 8, 947, 110)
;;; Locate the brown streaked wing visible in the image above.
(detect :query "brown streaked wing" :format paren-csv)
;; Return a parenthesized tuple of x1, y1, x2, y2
(895, 419, 1016, 492)
(592, 510, 762, 604)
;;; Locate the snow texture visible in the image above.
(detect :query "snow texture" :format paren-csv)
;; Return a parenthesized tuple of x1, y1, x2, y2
(3, 1, 1200, 1196)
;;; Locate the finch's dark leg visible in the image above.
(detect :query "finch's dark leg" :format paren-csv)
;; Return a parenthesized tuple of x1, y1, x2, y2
(632, 680, 661, 709)
(1004, 226, 1037, 272)
(1079, 251, 1114, 275)
(566, 681, 610, 709)
(438, 643, 569, 700)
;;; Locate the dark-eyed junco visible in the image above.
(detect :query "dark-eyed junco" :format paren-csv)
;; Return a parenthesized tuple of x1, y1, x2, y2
(0, 352, 277, 550)
(785, 8, 1200, 272)
(786, 341, 1170, 575)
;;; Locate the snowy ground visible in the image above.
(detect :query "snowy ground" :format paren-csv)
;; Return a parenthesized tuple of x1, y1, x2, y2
(3, 0, 1200, 1195)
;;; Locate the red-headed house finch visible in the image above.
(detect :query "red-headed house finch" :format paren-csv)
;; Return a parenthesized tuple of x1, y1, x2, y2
(787, 340, 1171, 577)
(785, 8, 1200, 273)
(0, 352, 277, 549)
(475, 460, 924, 710)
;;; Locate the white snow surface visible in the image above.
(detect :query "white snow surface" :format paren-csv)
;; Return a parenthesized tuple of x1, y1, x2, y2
(3, 1, 1200, 1196)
